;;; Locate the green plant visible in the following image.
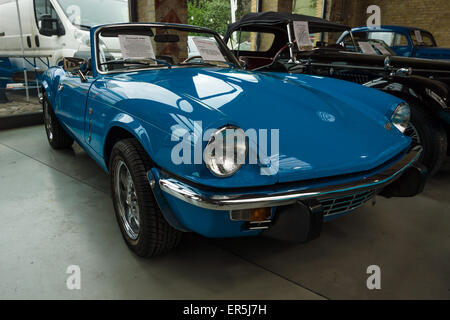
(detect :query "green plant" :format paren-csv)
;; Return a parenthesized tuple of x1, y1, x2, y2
(188, 0, 231, 35)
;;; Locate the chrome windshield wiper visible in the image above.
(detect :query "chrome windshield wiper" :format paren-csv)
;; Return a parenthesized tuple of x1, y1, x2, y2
(100, 58, 172, 68)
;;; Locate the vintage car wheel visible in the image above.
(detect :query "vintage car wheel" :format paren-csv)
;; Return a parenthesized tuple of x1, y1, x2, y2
(42, 94, 74, 149)
(110, 139, 182, 257)
(405, 103, 448, 176)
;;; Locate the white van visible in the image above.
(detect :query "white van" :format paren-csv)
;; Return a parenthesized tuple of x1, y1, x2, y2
(0, 0, 130, 67)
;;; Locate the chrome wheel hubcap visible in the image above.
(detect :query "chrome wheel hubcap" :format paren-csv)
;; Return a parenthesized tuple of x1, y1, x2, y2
(114, 160, 140, 240)
(43, 101, 53, 141)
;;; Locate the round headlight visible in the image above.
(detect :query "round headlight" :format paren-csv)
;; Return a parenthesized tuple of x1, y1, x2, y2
(204, 126, 247, 177)
(391, 102, 411, 133)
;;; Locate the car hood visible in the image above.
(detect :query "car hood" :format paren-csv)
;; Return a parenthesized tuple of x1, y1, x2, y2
(105, 67, 410, 185)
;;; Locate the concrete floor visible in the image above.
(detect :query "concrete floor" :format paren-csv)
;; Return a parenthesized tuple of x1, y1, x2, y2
(0, 125, 449, 300)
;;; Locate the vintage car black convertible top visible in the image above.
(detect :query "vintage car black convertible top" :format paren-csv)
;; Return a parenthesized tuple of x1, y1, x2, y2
(226, 11, 350, 34)
(225, 12, 450, 75)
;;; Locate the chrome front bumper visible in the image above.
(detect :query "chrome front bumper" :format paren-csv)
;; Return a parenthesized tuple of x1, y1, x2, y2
(157, 146, 423, 211)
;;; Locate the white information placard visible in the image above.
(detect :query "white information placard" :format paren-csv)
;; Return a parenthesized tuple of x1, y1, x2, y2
(372, 42, 391, 55)
(118, 35, 156, 61)
(414, 30, 424, 44)
(293, 21, 313, 50)
(358, 41, 378, 55)
(192, 38, 226, 62)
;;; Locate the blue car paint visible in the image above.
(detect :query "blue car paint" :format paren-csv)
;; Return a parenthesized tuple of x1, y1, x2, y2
(40, 25, 411, 237)
(150, 143, 410, 235)
(339, 26, 450, 60)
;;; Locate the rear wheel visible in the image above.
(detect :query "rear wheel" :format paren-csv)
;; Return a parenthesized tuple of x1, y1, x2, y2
(404, 102, 447, 176)
(110, 139, 182, 257)
(42, 94, 74, 149)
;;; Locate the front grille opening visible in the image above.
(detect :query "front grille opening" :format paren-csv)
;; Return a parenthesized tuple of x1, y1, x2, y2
(319, 190, 376, 216)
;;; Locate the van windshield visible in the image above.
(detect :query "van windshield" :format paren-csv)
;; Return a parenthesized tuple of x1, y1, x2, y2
(57, 0, 129, 28)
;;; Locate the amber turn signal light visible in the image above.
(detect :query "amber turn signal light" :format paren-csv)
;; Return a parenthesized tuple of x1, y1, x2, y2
(249, 207, 272, 222)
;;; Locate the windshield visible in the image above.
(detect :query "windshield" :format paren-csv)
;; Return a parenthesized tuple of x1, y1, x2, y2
(96, 25, 240, 73)
(57, 0, 129, 27)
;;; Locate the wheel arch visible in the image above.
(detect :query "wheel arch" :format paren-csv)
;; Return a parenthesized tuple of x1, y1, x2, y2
(103, 120, 156, 172)
(367, 77, 448, 121)
(41, 79, 50, 102)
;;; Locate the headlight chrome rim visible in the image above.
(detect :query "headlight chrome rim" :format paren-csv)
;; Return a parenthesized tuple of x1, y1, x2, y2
(391, 102, 411, 133)
(204, 126, 247, 178)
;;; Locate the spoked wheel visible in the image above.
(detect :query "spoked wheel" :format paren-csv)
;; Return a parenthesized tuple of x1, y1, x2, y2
(404, 122, 421, 146)
(403, 102, 447, 176)
(42, 94, 74, 149)
(110, 139, 182, 257)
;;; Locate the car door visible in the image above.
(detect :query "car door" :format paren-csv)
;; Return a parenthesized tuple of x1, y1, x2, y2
(391, 32, 412, 57)
(57, 73, 93, 143)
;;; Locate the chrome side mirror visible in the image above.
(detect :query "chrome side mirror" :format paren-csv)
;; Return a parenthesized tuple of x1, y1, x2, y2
(63, 57, 87, 82)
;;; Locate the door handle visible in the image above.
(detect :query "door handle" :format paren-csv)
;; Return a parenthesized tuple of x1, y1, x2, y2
(58, 84, 64, 92)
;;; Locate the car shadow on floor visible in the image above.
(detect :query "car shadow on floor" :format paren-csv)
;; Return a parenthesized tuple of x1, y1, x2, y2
(1, 126, 449, 299)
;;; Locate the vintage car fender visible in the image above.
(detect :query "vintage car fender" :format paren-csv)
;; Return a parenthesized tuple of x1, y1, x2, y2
(364, 74, 450, 121)
(102, 114, 156, 170)
(41, 67, 66, 107)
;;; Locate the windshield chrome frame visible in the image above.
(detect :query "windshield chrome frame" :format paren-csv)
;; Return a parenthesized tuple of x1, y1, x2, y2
(94, 23, 242, 76)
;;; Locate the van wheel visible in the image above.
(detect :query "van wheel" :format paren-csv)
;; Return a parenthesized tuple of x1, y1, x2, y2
(110, 139, 182, 258)
(404, 103, 447, 176)
(43, 94, 74, 149)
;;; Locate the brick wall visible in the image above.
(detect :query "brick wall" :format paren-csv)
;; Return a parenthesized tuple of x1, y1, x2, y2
(135, 0, 188, 61)
(261, 0, 293, 13)
(136, 0, 155, 22)
(328, 0, 450, 47)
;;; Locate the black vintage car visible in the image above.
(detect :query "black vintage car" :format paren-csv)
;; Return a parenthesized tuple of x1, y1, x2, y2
(224, 12, 450, 175)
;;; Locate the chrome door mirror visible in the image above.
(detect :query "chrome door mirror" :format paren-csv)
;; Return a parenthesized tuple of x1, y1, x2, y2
(63, 57, 87, 82)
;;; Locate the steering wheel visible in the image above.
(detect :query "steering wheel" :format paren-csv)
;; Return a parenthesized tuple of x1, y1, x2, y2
(182, 56, 203, 63)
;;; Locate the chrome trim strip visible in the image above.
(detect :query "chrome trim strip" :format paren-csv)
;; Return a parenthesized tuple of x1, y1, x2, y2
(158, 146, 422, 211)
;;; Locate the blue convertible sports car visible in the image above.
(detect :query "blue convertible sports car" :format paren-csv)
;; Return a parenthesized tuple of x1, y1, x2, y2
(41, 23, 426, 257)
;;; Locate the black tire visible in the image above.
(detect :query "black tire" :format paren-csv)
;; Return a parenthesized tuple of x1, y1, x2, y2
(110, 138, 182, 257)
(405, 102, 448, 176)
(42, 94, 74, 149)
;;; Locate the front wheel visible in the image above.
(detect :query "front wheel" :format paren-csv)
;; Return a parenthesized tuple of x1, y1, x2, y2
(404, 103, 448, 176)
(42, 94, 74, 149)
(110, 139, 182, 257)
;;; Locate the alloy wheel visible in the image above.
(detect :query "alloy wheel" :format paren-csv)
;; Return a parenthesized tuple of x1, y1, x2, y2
(43, 100, 53, 141)
(114, 160, 141, 240)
